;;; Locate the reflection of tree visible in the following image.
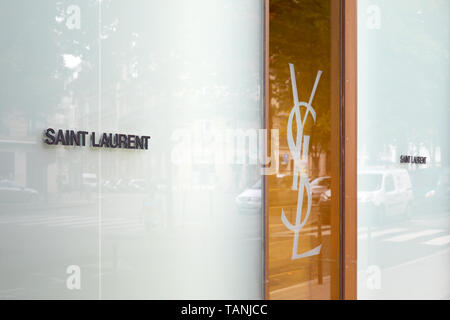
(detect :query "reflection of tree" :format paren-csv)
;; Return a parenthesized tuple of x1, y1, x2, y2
(0, 1, 60, 125)
(358, 0, 449, 166)
(269, 0, 332, 176)
(0, 1, 99, 131)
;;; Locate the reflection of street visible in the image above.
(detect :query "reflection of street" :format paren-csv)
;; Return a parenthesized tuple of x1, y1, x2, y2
(0, 203, 100, 299)
(358, 212, 450, 299)
(0, 194, 147, 299)
(0, 190, 263, 299)
(267, 204, 333, 299)
(0, 210, 145, 234)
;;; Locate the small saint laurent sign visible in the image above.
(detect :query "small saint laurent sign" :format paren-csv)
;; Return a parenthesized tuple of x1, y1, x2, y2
(400, 155, 426, 164)
(43, 128, 151, 150)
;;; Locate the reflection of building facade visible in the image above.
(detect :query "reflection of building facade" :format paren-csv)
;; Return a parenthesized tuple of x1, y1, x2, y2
(0, 113, 47, 197)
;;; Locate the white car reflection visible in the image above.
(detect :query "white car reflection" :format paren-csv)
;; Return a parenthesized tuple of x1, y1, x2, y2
(310, 176, 331, 204)
(358, 168, 413, 224)
(82, 173, 97, 191)
(235, 179, 262, 214)
(0, 179, 39, 203)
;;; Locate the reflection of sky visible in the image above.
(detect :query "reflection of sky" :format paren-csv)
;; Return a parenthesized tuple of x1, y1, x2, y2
(358, 0, 449, 154)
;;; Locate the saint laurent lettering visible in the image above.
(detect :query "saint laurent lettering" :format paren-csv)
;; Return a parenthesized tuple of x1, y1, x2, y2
(400, 155, 426, 164)
(44, 128, 150, 150)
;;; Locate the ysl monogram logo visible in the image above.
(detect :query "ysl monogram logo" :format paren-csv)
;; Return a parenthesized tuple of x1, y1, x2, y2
(282, 63, 322, 260)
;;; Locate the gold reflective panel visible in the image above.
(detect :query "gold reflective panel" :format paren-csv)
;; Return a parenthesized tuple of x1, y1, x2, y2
(265, 0, 341, 299)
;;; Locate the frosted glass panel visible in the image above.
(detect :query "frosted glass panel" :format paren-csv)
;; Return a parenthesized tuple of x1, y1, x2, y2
(0, 0, 264, 299)
(357, 0, 450, 299)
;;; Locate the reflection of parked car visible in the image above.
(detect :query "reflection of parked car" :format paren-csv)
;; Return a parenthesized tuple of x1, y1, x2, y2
(268, 175, 325, 208)
(128, 179, 148, 193)
(411, 167, 450, 214)
(112, 178, 128, 192)
(236, 179, 262, 214)
(268, 175, 297, 207)
(82, 173, 97, 191)
(0, 180, 39, 203)
(318, 189, 331, 224)
(358, 168, 413, 224)
(111, 178, 148, 193)
(310, 176, 331, 204)
(102, 180, 115, 192)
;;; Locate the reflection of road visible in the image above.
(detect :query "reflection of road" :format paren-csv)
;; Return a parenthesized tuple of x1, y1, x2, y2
(0, 196, 147, 299)
(0, 212, 145, 234)
(358, 212, 449, 268)
(268, 204, 333, 299)
(0, 191, 264, 299)
(358, 212, 450, 299)
(0, 205, 100, 299)
(268, 205, 450, 299)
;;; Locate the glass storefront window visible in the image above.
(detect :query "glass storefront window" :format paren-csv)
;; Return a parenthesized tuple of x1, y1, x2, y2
(266, 0, 341, 300)
(357, 0, 450, 299)
(1, 0, 448, 301)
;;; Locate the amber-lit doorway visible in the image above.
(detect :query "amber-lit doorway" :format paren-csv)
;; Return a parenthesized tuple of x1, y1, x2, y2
(264, 0, 345, 300)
